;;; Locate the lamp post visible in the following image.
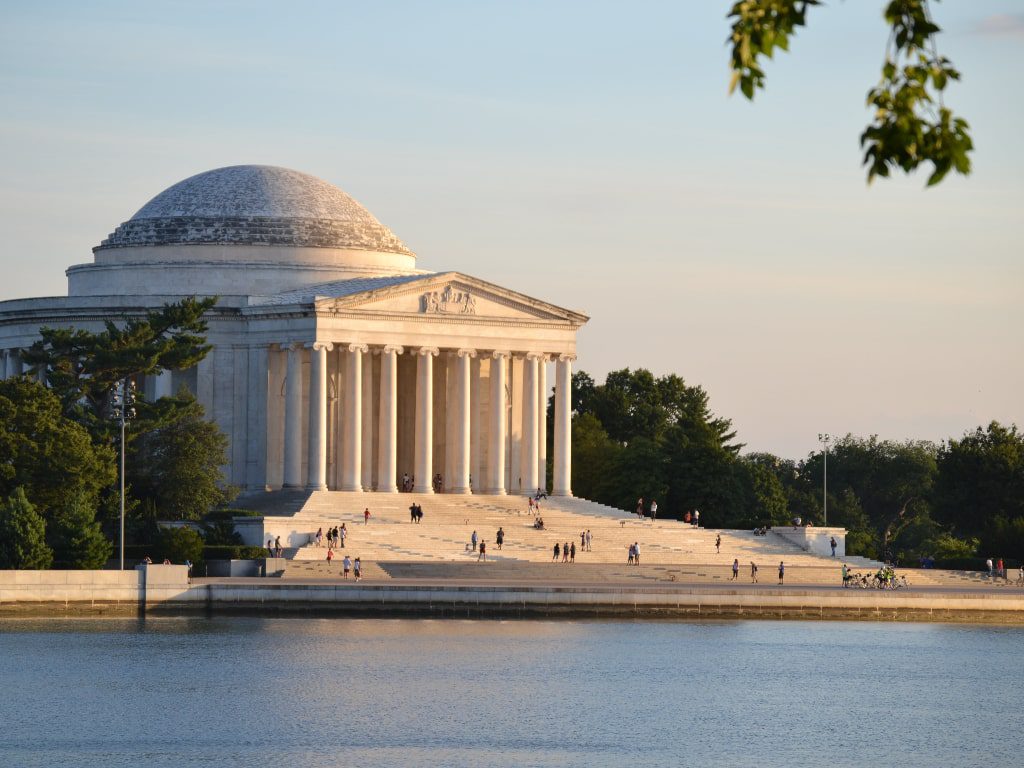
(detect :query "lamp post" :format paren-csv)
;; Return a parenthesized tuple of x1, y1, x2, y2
(817, 433, 831, 527)
(110, 378, 136, 570)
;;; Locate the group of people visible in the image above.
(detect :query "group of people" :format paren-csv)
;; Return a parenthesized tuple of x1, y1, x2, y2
(314, 524, 348, 549)
(408, 503, 425, 523)
(267, 536, 283, 558)
(552, 541, 578, 563)
(728, 558, 783, 584)
(324, 550, 362, 580)
(626, 542, 641, 565)
(634, 498, 658, 520)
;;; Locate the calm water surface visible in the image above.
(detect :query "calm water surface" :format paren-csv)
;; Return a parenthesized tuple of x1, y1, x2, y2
(0, 616, 1019, 767)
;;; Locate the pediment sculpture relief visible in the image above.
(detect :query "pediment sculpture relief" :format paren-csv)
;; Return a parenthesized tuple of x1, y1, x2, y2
(421, 284, 476, 315)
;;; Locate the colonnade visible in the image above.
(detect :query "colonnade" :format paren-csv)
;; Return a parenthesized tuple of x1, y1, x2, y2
(275, 342, 573, 496)
(0, 349, 23, 379)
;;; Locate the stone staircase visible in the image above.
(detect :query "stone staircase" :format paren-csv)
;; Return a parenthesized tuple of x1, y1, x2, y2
(250, 491, 889, 580)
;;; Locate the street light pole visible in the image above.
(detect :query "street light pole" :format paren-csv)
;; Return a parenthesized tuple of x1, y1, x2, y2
(817, 433, 831, 527)
(111, 378, 135, 570)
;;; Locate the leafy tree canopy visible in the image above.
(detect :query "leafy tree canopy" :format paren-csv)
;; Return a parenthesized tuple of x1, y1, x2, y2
(0, 488, 53, 570)
(728, 0, 972, 186)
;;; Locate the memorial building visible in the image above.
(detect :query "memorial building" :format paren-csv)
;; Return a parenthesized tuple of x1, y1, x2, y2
(0, 165, 587, 498)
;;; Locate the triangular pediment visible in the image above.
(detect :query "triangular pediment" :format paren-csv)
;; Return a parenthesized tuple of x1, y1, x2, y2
(316, 272, 588, 325)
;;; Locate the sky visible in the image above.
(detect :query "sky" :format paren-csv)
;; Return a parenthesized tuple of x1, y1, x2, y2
(1, 0, 1021, 460)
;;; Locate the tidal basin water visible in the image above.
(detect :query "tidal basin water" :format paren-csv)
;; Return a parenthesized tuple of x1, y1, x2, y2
(0, 617, 1020, 767)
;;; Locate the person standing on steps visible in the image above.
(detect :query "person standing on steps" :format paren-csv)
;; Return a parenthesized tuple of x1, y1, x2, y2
(715, 534, 721, 554)
(562, 542, 570, 563)
(353, 557, 361, 581)
(496, 527, 504, 550)
(570, 542, 576, 563)
(750, 562, 758, 583)
(636, 497, 644, 518)
(326, 548, 333, 565)
(478, 541, 487, 562)
(410, 503, 417, 523)
(778, 561, 785, 585)
(315, 527, 323, 547)
(830, 536, 837, 557)
(585, 529, 592, 551)
(340, 523, 347, 549)
(342, 555, 351, 579)
(471, 530, 478, 552)
(553, 542, 560, 562)
(650, 500, 658, 521)
(633, 542, 641, 566)
(363, 508, 371, 525)
(731, 558, 739, 580)
(693, 509, 700, 528)
(274, 536, 282, 558)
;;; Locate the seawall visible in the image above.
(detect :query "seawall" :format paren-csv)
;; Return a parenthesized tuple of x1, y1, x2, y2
(3, 567, 1024, 623)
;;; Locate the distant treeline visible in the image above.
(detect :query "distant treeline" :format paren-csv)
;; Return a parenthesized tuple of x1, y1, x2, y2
(560, 369, 1023, 565)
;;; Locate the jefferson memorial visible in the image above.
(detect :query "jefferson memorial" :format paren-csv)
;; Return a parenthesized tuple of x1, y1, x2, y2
(0, 165, 586, 498)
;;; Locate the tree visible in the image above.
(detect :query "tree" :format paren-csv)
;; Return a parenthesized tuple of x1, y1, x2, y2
(23, 297, 216, 440)
(155, 526, 204, 565)
(0, 488, 53, 569)
(728, 0, 972, 186)
(0, 377, 115, 519)
(129, 397, 237, 521)
(933, 422, 1024, 551)
(48, 492, 113, 569)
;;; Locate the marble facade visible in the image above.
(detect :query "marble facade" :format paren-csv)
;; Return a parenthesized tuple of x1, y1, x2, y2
(0, 165, 587, 496)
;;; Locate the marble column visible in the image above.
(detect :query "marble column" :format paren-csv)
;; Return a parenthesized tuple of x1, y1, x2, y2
(413, 347, 439, 493)
(487, 351, 509, 494)
(450, 349, 474, 494)
(553, 354, 574, 496)
(377, 345, 403, 493)
(153, 368, 173, 399)
(360, 353, 375, 491)
(6, 350, 22, 378)
(282, 342, 304, 488)
(470, 356, 483, 492)
(537, 356, 548, 491)
(306, 342, 332, 490)
(340, 343, 367, 491)
(245, 344, 269, 491)
(0, 351, 7, 380)
(520, 353, 541, 495)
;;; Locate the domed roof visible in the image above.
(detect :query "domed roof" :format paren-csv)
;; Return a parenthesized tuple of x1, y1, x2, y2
(95, 165, 413, 255)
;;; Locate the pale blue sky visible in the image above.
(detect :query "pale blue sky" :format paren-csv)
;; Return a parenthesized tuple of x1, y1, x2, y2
(1, 1, 1021, 459)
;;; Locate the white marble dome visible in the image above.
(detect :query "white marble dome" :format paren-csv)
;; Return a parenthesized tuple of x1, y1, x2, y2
(70, 165, 422, 298)
(96, 165, 412, 256)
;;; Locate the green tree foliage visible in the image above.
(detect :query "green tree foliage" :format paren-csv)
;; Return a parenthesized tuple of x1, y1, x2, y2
(727, 0, 971, 186)
(48, 492, 113, 569)
(129, 396, 237, 521)
(23, 297, 216, 439)
(933, 422, 1024, 554)
(155, 526, 204, 565)
(0, 488, 53, 569)
(0, 378, 115, 519)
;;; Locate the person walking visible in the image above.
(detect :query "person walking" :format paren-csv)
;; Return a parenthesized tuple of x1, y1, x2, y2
(342, 555, 352, 578)
(363, 508, 371, 525)
(778, 561, 785, 585)
(496, 527, 504, 550)
(715, 534, 721, 554)
(750, 562, 758, 583)
(553, 542, 560, 562)
(986, 557, 994, 578)
(326, 548, 334, 566)
(580, 531, 586, 550)
(340, 523, 347, 548)
(830, 536, 837, 557)
(650, 500, 658, 520)
(478, 541, 487, 562)
(570, 542, 576, 563)
(731, 558, 739, 580)
(410, 503, 417, 523)
(636, 497, 644, 518)
(353, 557, 361, 581)
(274, 536, 282, 558)
(315, 527, 323, 547)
